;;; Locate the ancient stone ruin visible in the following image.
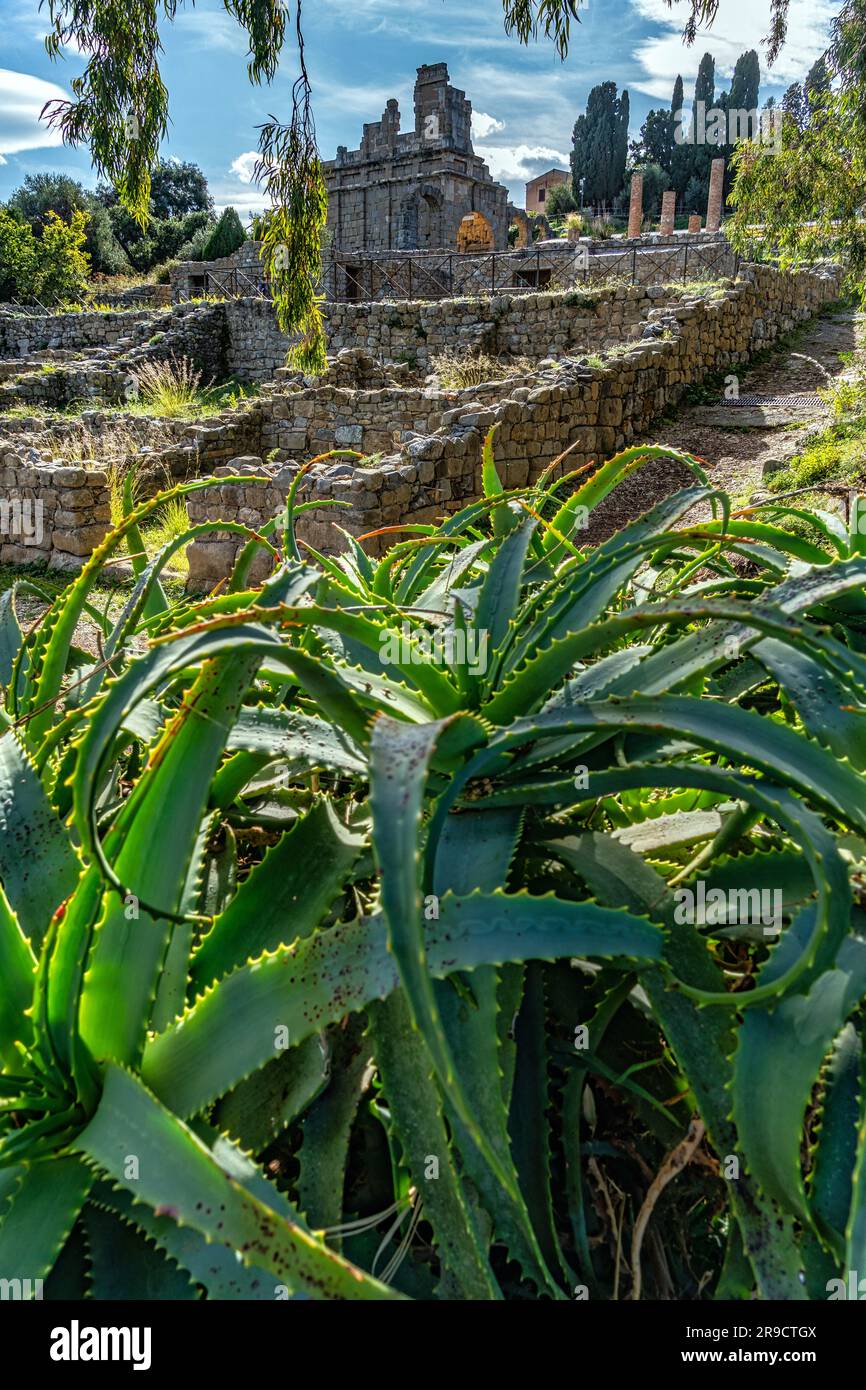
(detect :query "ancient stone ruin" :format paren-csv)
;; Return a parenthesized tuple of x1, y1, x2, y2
(0, 259, 842, 581)
(323, 63, 509, 252)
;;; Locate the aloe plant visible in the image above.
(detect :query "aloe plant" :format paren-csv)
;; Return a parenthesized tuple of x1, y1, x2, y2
(1, 435, 865, 1300)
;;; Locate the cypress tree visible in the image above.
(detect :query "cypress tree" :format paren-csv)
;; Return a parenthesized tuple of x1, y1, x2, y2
(201, 206, 246, 261)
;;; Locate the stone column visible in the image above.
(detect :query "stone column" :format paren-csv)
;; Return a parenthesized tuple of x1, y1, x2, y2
(706, 157, 725, 232)
(627, 173, 644, 239)
(688, 213, 702, 234)
(660, 191, 676, 235)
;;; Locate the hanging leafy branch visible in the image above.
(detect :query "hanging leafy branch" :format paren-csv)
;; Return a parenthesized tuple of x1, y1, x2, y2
(726, 0, 866, 293)
(253, 4, 328, 372)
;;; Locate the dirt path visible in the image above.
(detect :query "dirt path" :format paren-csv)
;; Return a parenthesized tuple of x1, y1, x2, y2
(661, 304, 863, 506)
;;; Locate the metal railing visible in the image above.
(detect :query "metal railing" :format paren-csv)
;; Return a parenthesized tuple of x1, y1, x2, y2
(176, 238, 737, 306)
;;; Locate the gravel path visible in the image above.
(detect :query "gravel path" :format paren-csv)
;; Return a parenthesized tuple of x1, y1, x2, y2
(660, 305, 863, 508)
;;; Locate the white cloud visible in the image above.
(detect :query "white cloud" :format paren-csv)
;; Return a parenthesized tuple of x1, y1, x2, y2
(472, 111, 505, 138)
(230, 150, 259, 184)
(475, 142, 570, 201)
(629, 0, 838, 100)
(0, 69, 69, 156)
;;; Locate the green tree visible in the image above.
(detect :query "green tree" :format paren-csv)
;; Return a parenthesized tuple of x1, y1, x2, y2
(8, 173, 128, 276)
(571, 82, 630, 209)
(200, 206, 247, 261)
(151, 160, 213, 219)
(545, 182, 578, 217)
(0, 210, 41, 302)
(97, 159, 212, 221)
(728, 0, 866, 293)
(639, 107, 675, 173)
(728, 48, 760, 115)
(782, 81, 806, 130)
(38, 209, 91, 304)
(805, 54, 831, 115)
(615, 89, 630, 200)
(0, 207, 90, 305)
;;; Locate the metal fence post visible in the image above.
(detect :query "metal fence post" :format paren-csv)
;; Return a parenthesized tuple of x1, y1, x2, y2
(683, 241, 688, 281)
(632, 248, 637, 284)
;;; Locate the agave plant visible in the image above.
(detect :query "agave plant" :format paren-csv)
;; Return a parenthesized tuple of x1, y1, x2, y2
(0, 432, 865, 1300)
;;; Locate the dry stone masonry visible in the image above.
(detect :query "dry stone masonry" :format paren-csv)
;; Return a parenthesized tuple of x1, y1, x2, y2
(0, 258, 842, 576)
(183, 261, 842, 584)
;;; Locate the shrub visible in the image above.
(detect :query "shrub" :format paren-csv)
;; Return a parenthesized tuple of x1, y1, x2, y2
(1, 438, 863, 1301)
(545, 182, 578, 217)
(563, 211, 588, 237)
(201, 206, 246, 261)
(0, 207, 90, 306)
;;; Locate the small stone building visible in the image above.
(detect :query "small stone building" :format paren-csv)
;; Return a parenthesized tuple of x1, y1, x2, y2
(526, 168, 570, 215)
(323, 63, 509, 252)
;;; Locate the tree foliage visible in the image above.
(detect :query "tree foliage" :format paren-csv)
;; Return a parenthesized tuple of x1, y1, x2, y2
(0, 207, 90, 305)
(571, 82, 630, 208)
(544, 182, 578, 217)
(727, 0, 865, 290)
(200, 206, 247, 261)
(7, 174, 128, 276)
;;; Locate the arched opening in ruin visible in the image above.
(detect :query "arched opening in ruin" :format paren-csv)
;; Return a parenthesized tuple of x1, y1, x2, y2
(507, 205, 531, 249)
(457, 212, 494, 253)
(417, 188, 444, 248)
(397, 185, 445, 250)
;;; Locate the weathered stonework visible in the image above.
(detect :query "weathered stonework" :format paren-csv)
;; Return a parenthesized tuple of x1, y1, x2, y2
(706, 158, 726, 233)
(0, 259, 842, 578)
(181, 261, 842, 585)
(627, 174, 644, 239)
(322, 64, 509, 252)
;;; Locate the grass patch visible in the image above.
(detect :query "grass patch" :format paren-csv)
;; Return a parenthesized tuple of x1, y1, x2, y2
(106, 457, 191, 576)
(767, 347, 866, 496)
(431, 349, 534, 388)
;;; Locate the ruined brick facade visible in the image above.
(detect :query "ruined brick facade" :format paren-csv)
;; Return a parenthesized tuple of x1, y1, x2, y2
(323, 63, 509, 252)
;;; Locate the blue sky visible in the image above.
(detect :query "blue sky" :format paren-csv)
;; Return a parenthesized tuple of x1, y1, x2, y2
(0, 0, 839, 212)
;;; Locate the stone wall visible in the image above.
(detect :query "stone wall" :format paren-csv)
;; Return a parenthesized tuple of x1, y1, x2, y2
(325, 282, 683, 373)
(184, 261, 842, 585)
(0, 306, 161, 357)
(0, 454, 112, 571)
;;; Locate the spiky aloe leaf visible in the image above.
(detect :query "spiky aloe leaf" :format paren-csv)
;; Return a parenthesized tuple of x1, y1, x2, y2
(216, 1035, 331, 1153)
(0, 731, 79, 948)
(297, 1017, 370, 1239)
(191, 799, 365, 990)
(83, 1203, 199, 1299)
(0, 1157, 92, 1286)
(75, 1064, 400, 1300)
(810, 1023, 861, 1249)
(731, 911, 866, 1232)
(0, 881, 36, 1068)
(142, 891, 664, 1118)
(369, 988, 502, 1298)
(369, 712, 525, 1198)
(508, 961, 573, 1290)
(753, 637, 866, 769)
(92, 1181, 276, 1299)
(540, 445, 708, 556)
(432, 807, 561, 1297)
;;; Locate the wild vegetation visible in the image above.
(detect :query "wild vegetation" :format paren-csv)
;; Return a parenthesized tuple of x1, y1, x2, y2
(0, 435, 865, 1299)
